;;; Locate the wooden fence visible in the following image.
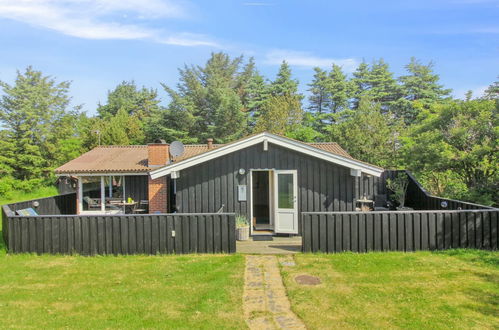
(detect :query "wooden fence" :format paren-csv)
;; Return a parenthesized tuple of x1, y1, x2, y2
(302, 210, 498, 253)
(389, 170, 494, 210)
(2, 206, 235, 255)
(6, 192, 77, 215)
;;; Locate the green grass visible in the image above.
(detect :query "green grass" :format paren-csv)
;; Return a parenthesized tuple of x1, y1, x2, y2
(281, 250, 499, 329)
(0, 185, 58, 207)
(0, 254, 246, 329)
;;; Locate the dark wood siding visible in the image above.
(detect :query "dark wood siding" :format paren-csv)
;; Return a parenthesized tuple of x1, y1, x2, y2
(174, 142, 373, 218)
(125, 176, 148, 203)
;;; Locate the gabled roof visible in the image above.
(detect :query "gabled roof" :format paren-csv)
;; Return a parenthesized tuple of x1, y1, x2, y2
(54, 135, 360, 175)
(150, 132, 383, 179)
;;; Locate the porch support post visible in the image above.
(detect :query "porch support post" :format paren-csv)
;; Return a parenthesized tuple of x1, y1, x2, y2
(100, 176, 105, 212)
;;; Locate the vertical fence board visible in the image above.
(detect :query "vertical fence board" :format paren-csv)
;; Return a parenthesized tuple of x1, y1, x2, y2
(326, 214, 334, 253)
(490, 211, 497, 249)
(89, 217, 97, 255)
(358, 214, 366, 253)
(476, 212, 483, 249)
(213, 215, 221, 253)
(97, 217, 105, 254)
(221, 215, 229, 253)
(311, 214, 319, 252)
(81, 218, 90, 255)
(351, 214, 359, 252)
(405, 213, 413, 252)
(151, 216, 159, 255)
(413, 213, 421, 251)
(302, 215, 312, 252)
(206, 215, 213, 253)
(319, 214, 327, 252)
(166, 216, 174, 253)
(67, 217, 74, 254)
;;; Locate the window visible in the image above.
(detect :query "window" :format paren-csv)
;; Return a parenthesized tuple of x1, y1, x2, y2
(80, 176, 125, 213)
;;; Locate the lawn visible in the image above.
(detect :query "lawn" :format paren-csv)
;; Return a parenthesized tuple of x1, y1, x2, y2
(281, 250, 499, 329)
(0, 185, 58, 207)
(0, 188, 247, 329)
(0, 253, 246, 329)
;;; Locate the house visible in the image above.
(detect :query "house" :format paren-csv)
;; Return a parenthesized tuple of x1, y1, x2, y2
(55, 132, 385, 235)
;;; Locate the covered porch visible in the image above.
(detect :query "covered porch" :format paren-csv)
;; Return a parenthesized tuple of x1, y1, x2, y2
(75, 174, 149, 215)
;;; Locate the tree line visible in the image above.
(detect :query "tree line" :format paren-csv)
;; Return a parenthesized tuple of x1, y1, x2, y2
(0, 53, 497, 205)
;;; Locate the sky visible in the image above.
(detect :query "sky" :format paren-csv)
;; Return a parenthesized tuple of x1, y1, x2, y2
(0, 0, 498, 114)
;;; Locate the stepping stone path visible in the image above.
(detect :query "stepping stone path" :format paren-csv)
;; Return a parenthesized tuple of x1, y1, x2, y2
(243, 255, 306, 329)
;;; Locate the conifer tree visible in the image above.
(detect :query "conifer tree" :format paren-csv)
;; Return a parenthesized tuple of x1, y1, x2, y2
(270, 61, 301, 97)
(0, 66, 78, 184)
(397, 57, 451, 123)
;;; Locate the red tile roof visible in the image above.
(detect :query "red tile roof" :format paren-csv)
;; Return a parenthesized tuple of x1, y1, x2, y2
(55, 141, 355, 174)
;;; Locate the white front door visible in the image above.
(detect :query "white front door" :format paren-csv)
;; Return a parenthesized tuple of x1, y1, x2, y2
(274, 170, 298, 234)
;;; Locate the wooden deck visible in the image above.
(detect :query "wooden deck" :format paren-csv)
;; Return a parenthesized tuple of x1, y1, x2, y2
(236, 236, 302, 254)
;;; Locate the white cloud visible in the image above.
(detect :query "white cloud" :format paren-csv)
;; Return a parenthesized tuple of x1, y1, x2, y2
(264, 49, 358, 71)
(0, 0, 218, 46)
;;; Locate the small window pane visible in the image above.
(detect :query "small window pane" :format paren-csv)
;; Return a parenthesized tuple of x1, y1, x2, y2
(278, 174, 294, 209)
(105, 176, 124, 211)
(81, 177, 101, 211)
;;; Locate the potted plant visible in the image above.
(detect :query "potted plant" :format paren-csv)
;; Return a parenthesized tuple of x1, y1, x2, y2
(236, 215, 250, 241)
(386, 174, 412, 210)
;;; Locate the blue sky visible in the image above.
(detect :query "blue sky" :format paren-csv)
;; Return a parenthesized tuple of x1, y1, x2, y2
(0, 0, 498, 114)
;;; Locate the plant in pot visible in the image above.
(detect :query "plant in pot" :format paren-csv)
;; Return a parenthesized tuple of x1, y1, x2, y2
(236, 215, 250, 241)
(386, 174, 412, 210)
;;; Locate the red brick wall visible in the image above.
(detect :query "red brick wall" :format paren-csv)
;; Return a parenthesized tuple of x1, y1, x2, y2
(148, 176, 167, 213)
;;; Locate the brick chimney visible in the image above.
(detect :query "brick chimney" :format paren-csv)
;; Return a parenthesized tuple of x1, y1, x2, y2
(148, 139, 169, 213)
(207, 138, 213, 150)
(148, 139, 169, 167)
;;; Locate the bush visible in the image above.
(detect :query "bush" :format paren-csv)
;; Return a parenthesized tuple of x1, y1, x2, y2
(0, 176, 46, 200)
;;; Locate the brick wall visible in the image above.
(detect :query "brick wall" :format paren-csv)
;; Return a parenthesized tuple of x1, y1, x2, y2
(148, 176, 167, 213)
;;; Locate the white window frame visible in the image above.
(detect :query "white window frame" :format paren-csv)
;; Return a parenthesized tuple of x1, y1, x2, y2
(78, 175, 126, 215)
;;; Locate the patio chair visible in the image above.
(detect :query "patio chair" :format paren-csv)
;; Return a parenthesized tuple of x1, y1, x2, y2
(83, 196, 101, 209)
(133, 200, 149, 214)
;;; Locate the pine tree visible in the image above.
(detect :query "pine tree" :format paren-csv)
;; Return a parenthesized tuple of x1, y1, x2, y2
(329, 64, 352, 114)
(159, 52, 252, 142)
(483, 78, 499, 100)
(254, 95, 303, 135)
(351, 61, 370, 108)
(270, 61, 301, 97)
(351, 59, 399, 112)
(327, 97, 403, 168)
(308, 67, 331, 115)
(397, 57, 451, 123)
(245, 71, 269, 129)
(367, 59, 400, 112)
(97, 81, 161, 119)
(0, 66, 77, 184)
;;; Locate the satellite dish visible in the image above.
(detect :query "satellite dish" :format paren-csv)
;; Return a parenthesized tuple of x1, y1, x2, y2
(170, 141, 185, 158)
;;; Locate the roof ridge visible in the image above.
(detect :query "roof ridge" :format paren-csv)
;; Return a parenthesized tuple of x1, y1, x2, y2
(96, 145, 147, 148)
